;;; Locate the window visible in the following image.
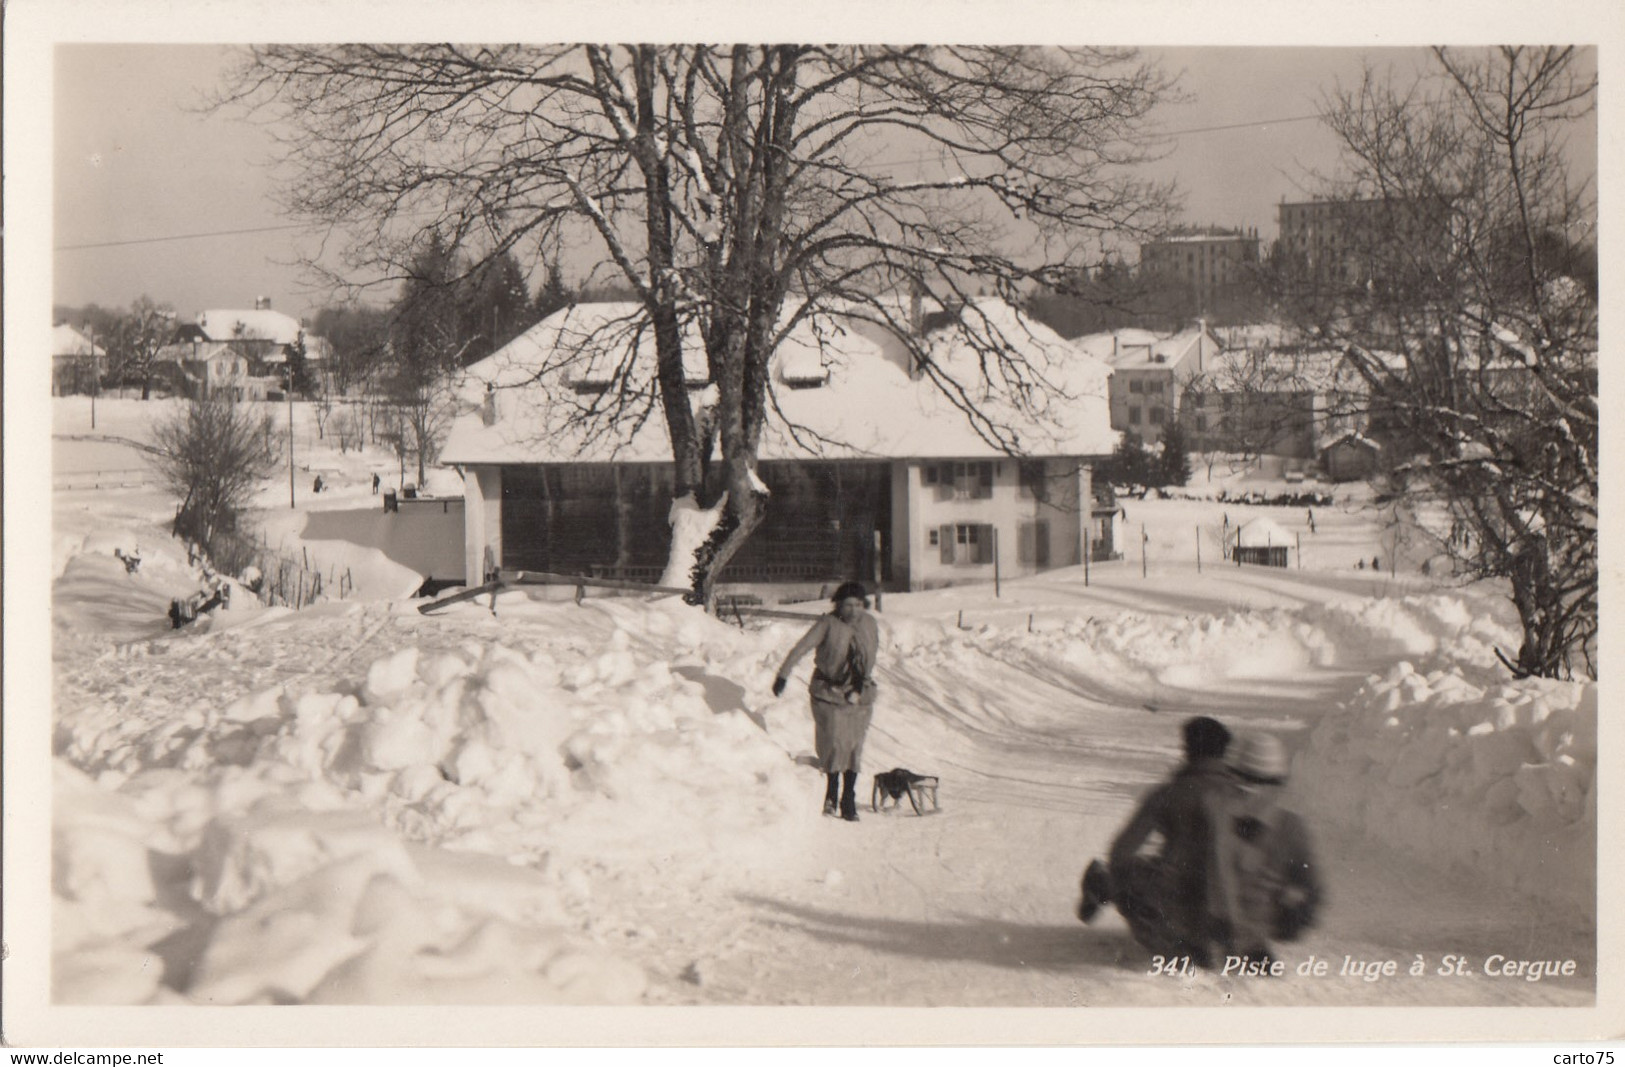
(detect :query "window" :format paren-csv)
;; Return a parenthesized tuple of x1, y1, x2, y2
(1195, 414, 1209, 433)
(930, 461, 993, 499)
(1149, 407, 1165, 425)
(1128, 406, 1142, 424)
(1128, 379, 1143, 394)
(938, 523, 995, 565)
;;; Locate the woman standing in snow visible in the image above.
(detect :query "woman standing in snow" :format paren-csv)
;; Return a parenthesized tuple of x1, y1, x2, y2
(772, 580, 880, 822)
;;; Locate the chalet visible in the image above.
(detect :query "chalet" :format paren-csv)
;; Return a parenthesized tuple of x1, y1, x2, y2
(439, 300, 1121, 592)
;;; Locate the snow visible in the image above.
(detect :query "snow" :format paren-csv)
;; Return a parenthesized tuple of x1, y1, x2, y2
(23, 397, 1602, 1032)
(1233, 516, 1297, 547)
(443, 299, 1118, 466)
(195, 308, 307, 345)
(658, 492, 726, 589)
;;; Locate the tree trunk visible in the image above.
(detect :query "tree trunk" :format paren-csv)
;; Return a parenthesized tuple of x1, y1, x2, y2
(684, 469, 768, 608)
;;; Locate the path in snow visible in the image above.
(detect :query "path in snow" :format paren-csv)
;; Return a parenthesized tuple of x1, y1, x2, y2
(591, 627, 1592, 1008)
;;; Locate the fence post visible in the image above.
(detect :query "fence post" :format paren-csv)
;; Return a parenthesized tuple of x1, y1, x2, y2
(993, 526, 1001, 598)
(1196, 526, 1202, 574)
(1141, 524, 1148, 579)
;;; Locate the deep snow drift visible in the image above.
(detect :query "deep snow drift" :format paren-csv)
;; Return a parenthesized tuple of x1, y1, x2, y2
(40, 397, 1597, 1015)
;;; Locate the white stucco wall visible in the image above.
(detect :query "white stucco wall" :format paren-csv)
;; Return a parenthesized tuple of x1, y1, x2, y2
(461, 466, 503, 584)
(903, 457, 1088, 590)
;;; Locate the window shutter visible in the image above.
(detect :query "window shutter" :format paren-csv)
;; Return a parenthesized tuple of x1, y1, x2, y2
(976, 462, 994, 499)
(1035, 521, 1050, 567)
(977, 525, 995, 564)
(939, 524, 955, 564)
(923, 464, 938, 486)
(1018, 522, 1036, 564)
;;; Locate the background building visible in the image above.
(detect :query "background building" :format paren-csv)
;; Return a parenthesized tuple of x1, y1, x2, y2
(1138, 229, 1261, 313)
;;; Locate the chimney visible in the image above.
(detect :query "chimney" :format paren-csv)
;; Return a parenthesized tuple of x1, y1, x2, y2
(255, 296, 271, 310)
(481, 383, 498, 426)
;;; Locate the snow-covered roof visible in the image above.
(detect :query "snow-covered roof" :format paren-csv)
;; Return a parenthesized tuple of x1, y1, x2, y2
(52, 324, 103, 357)
(442, 299, 1118, 466)
(1212, 322, 1304, 350)
(195, 308, 305, 345)
(1233, 516, 1297, 547)
(1208, 347, 1368, 395)
(1072, 325, 1215, 373)
(1318, 430, 1382, 454)
(1145, 232, 1255, 245)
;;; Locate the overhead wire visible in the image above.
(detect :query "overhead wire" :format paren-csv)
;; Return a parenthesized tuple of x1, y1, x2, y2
(52, 110, 1334, 253)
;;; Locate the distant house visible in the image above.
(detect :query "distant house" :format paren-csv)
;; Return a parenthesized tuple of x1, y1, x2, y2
(440, 300, 1121, 591)
(158, 298, 327, 399)
(51, 324, 105, 396)
(1177, 326, 1389, 462)
(1073, 323, 1220, 441)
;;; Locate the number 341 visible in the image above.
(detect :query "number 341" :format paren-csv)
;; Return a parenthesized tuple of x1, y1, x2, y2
(1148, 955, 1194, 977)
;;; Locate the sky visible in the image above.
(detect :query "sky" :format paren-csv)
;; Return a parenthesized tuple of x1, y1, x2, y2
(47, 40, 1599, 327)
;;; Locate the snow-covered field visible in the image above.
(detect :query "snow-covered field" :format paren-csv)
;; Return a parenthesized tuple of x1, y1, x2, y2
(19, 398, 1604, 1041)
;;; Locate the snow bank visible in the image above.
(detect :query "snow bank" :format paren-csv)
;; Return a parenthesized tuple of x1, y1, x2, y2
(51, 600, 816, 1004)
(1293, 609, 1596, 919)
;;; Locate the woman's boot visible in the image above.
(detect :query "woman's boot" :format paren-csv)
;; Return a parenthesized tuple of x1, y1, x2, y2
(823, 773, 840, 817)
(840, 771, 859, 821)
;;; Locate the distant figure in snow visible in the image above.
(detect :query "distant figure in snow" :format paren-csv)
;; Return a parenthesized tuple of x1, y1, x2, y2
(772, 580, 880, 822)
(1371, 555, 1381, 572)
(1306, 508, 1316, 534)
(1214, 731, 1323, 961)
(313, 475, 324, 494)
(372, 472, 381, 495)
(1077, 716, 1239, 968)
(1357, 559, 1365, 570)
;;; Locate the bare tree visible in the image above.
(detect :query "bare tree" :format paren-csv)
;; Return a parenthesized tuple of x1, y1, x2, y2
(152, 394, 280, 561)
(223, 44, 1175, 603)
(1303, 47, 1597, 679)
(108, 296, 179, 400)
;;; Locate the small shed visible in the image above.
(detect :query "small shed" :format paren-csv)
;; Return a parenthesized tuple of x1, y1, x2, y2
(1232, 517, 1295, 568)
(1319, 431, 1382, 482)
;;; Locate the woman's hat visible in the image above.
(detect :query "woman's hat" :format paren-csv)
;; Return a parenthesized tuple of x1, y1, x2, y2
(830, 580, 870, 605)
(1230, 731, 1290, 784)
